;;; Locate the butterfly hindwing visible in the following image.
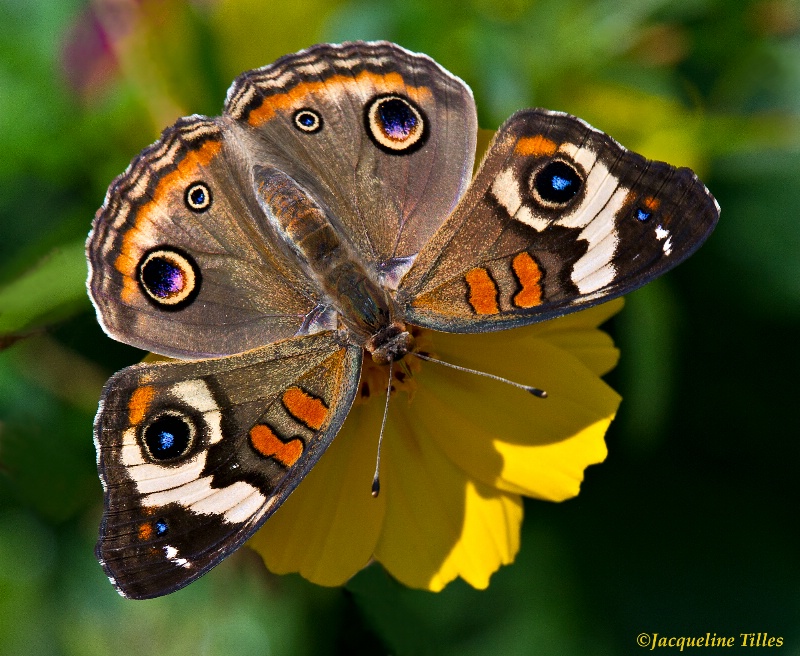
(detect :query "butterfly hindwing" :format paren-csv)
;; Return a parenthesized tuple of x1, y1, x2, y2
(95, 332, 362, 599)
(398, 109, 720, 331)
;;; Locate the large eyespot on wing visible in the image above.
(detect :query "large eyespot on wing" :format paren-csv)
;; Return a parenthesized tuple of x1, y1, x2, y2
(529, 159, 584, 208)
(363, 93, 429, 154)
(87, 115, 327, 359)
(136, 246, 202, 310)
(398, 108, 720, 332)
(94, 331, 362, 599)
(141, 411, 197, 461)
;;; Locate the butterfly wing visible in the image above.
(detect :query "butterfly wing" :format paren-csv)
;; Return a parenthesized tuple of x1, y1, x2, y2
(95, 331, 361, 599)
(224, 41, 477, 283)
(87, 116, 331, 359)
(398, 109, 720, 331)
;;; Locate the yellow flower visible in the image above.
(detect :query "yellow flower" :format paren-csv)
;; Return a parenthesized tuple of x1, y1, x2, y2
(248, 298, 623, 591)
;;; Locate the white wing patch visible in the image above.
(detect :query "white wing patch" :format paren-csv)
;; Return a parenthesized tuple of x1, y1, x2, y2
(655, 224, 673, 255)
(122, 379, 267, 525)
(490, 166, 550, 231)
(570, 186, 628, 293)
(164, 545, 191, 569)
(558, 140, 597, 173)
(556, 150, 628, 293)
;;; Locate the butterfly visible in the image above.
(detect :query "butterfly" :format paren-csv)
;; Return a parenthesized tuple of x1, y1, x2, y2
(87, 41, 719, 599)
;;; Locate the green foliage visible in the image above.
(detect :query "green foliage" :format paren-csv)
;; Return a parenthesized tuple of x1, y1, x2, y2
(1, 0, 798, 653)
(0, 240, 89, 338)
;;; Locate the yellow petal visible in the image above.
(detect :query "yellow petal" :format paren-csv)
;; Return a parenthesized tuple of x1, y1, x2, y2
(534, 298, 624, 334)
(433, 482, 522, 590)
(414, 328, 620, 500)
(248, 399, 386, 586)
(374, 409, 523, 591)
(530, 298, 624, 376)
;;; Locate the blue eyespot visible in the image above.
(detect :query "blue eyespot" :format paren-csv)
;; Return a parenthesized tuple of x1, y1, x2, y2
(533, 161, 582, 206)
(293, 109, 323, 133)
(189, 187, 205, 206)
(185, 182, 211, 212)
(144, 414, 193, 461)
(636, 208, 652, 222)
(155, 520, 168, 536)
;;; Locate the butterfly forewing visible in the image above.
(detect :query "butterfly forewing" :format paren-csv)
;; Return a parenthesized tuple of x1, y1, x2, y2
(224, 41, 478, 273)
(87, 116, 326, 359)
(398, 109, 720, 332)
(95, 332, 361, 599)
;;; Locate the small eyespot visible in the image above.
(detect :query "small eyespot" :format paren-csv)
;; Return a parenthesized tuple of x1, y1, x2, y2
(364, 94, 427, 154)
(137, 246, 201, 310)
(154, 520, 169, 536)
(635, 208, 653, 222)
(531, 160, 583, 208)
(185, 182, 212, 212)
(143, 413, 195, 462)
(293, 108, 323, 133)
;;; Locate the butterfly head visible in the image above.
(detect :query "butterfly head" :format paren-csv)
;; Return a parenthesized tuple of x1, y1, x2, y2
(365, 321, 415, 365)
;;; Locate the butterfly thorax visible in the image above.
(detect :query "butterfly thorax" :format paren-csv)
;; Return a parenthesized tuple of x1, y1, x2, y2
(256, 165, 414, 364)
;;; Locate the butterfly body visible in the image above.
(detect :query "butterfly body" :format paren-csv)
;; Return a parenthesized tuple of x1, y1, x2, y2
(254, 163, 414, 362)
(87, 41, 718, 598)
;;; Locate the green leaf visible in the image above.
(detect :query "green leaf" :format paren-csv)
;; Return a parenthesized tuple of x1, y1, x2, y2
(0, 239, 89, 339)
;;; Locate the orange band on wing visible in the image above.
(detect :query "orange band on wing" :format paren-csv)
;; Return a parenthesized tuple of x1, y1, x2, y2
(249, 424, 303, 467)
(465, 268, 500, 315)
(515, 134, 557, 157)
(128, 385, 155, 425)
(115, 139, 223, 303)
(247, 71, 432, 126)
(282, 387, 328, 430)
(511, 252, 543, 308)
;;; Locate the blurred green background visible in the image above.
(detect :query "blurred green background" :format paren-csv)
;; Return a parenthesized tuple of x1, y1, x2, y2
(1, 0, 799, 653)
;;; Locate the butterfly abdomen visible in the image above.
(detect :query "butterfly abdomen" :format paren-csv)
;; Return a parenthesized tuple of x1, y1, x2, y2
(255, 165, 397, 343)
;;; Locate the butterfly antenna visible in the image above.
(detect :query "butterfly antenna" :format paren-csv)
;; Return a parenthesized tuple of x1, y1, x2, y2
(410, 352, 547, 398)
(371, 359, 393, 497)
